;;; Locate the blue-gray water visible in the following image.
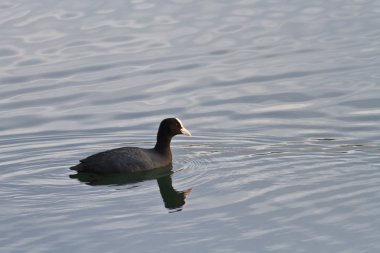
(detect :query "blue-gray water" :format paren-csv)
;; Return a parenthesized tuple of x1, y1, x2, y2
(1, 0, 380, 252)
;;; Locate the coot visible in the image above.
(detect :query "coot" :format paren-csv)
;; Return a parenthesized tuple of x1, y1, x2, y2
(70, 118, 191, 174)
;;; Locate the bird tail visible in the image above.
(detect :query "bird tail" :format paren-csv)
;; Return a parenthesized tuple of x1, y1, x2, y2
(70, 163, 83, 171)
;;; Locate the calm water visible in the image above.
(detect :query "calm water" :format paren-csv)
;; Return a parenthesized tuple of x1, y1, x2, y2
(1, 0, 380, 252)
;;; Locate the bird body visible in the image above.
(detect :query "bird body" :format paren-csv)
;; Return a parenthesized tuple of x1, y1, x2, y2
(70, 118, 191, 174)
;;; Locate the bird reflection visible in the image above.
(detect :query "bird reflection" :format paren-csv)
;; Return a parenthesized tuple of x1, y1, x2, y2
(69, 164, 191, 211)
(156, 174, 191, 211)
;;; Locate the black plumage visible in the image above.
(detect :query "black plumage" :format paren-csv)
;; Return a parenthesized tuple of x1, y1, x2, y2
(70, 118, 191, 174)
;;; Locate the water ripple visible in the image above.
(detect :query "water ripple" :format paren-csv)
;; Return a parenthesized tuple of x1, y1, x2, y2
(1, 0, 380, 252)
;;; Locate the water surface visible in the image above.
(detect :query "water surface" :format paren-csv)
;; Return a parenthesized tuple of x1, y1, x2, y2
(1, 0, 380, 252)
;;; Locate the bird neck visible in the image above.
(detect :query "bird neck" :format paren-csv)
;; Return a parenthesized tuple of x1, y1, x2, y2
(154, 134, 173, 156)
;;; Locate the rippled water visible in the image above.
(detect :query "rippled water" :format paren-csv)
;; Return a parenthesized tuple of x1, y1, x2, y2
(1, 0, 380, 252)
